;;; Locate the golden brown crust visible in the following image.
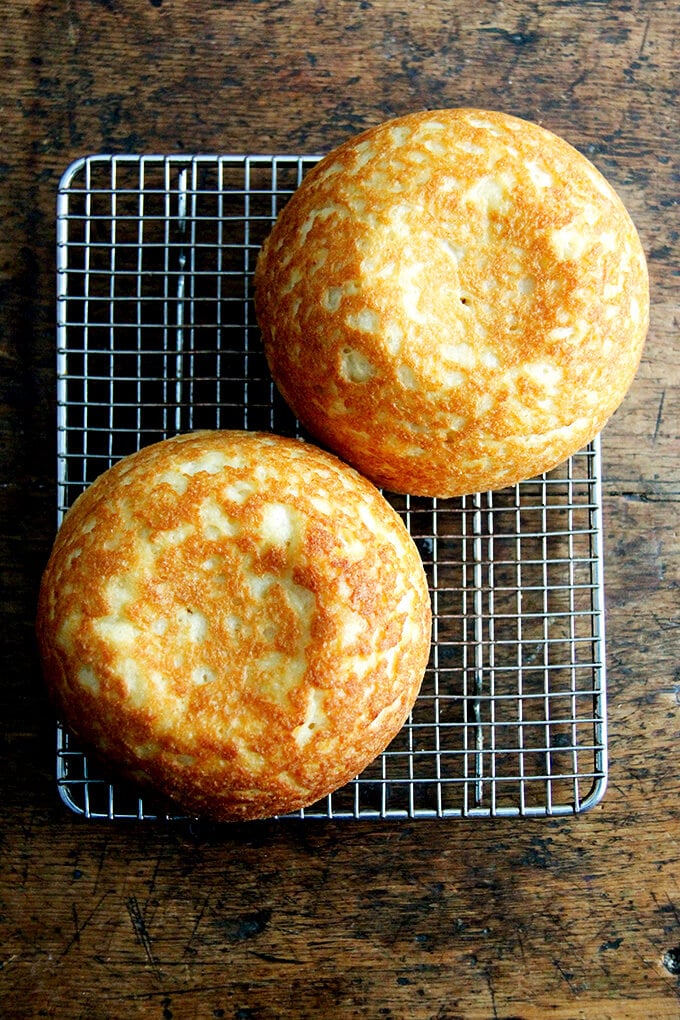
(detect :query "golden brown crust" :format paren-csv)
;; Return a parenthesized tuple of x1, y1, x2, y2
(254, 108, 649, 496)
(37, 430, 432, 821)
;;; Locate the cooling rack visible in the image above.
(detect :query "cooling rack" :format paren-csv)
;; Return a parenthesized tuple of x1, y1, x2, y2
(54, 153, 608, 820)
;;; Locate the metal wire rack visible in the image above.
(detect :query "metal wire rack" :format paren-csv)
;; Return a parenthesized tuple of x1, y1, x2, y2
(54, 153, 608, 821)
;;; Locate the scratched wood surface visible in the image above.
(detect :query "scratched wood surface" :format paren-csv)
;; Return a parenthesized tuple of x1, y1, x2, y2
(1, 1, 679, 1017)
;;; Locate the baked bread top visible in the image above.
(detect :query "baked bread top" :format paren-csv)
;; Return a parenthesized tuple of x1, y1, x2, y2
(255, 108, 649, 496)
(37, 430, 432, 821)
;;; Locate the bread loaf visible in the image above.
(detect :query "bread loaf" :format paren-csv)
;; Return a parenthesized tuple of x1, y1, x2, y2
(37, 430, 432, 820)
(255, 108, 649, 496)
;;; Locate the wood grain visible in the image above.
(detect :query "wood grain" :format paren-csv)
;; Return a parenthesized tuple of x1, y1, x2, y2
(1, 1, 679, 1017)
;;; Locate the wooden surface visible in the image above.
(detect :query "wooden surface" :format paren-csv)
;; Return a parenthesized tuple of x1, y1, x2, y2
(1, 1, 679, 1017)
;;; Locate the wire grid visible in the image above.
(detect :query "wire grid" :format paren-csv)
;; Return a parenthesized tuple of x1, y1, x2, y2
(54, 153, 608, 821)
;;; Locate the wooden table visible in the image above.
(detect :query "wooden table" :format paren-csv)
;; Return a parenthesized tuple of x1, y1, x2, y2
(2, 2, 678, 1017)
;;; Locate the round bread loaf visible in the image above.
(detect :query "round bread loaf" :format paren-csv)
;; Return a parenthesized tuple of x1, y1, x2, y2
(37, 430, 431, 821)
(255, 108, 649, 497)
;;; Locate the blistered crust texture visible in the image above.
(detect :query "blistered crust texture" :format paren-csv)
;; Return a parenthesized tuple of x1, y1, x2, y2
(255, 108, 649, 497)
(37, 430, 432, 821)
